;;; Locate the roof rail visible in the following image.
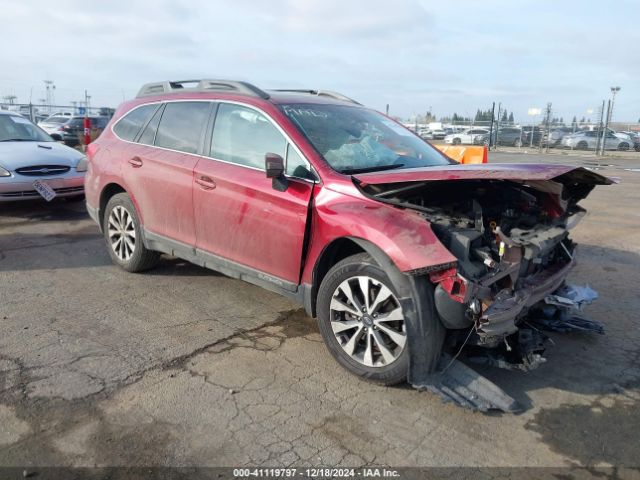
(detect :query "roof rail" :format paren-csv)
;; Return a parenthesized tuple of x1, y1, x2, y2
(273, 89, 362, 105)
(136, 79, 270, 99)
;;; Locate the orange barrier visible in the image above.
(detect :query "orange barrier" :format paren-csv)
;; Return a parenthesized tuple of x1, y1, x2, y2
(434, 145, 488, 164)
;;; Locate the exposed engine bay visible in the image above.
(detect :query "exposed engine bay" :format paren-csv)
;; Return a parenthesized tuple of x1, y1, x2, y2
(360, 169, 610, 368)
(355, 165, 613, 411)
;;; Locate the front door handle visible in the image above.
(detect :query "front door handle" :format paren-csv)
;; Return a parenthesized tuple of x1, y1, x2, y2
(128, 156, 143, 168)
(195, 175, 216, 190)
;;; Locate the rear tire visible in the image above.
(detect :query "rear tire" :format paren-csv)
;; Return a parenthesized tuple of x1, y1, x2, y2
(103, 193, 160, 272)
(618, 142, 629, 151)
(576, 141, 588, 150)
(452, 138, 461, 145)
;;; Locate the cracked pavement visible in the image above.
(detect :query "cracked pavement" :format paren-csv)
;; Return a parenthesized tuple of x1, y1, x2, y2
(0, 152, 639, 468)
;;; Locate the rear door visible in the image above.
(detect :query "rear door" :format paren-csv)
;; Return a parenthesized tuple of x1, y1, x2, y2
(122, 101, 212, 246)
(193, 102, 315, 287)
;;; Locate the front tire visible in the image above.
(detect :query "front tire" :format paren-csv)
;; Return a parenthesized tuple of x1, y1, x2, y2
(452, 138, 461, 145)
(103, 193, 160, 272)
(317, 253, 424, 385)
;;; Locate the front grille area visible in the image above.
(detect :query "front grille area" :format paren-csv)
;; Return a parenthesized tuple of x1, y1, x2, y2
(15, 165, 71, 176)
(0, 186, 83, 198)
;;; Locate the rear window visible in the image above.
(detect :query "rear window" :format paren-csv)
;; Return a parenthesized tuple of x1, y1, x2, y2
(155, 102, 210, 154)
(113, 104, 158, 141)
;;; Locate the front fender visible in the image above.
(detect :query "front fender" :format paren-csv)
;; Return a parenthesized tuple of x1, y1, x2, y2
(302, 187, 456, 284)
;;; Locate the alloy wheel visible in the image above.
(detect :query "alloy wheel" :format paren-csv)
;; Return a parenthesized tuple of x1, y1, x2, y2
(108, 205, 136, 261)
(329, 276, 406, 368)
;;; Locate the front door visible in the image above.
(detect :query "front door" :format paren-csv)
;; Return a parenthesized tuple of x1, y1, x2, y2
(193, 102, 315, 287)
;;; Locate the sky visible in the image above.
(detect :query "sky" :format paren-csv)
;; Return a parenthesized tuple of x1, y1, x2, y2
(1, 0, 638, 123)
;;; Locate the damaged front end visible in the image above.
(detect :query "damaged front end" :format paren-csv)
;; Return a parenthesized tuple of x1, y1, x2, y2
(357, 165, 613, 411)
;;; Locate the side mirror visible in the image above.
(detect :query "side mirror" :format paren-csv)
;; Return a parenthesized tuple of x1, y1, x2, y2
(265, 153, 284, 178)
(265, 153, 288, 192)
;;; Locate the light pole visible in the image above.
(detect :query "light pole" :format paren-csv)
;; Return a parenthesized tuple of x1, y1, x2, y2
(601, 86, 620, 155)
(609, 86, 620, 125)
(527, 107, 541, 147)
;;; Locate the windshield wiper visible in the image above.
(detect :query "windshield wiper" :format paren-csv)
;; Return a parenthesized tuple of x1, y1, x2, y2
(0, 138, 35, 142)
(340, 163, 405, 175)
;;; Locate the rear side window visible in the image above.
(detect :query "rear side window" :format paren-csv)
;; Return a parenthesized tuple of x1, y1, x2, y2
(155, 102, 210, 154)
(210, 103, 286, 169)
(138, 106, 164, 146)
(113, 104, 157, 141)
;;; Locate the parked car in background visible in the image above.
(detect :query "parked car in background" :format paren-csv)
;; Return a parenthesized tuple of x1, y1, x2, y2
(561, 130, 632, 150)
(84, 79, 611, 407)
(425, 128, 447, 140)
(493, 127, 523, 146)
(618, 131, 640, 151)
(444, 128, 490, 145)
(433, 129, 447, 140)
(521, 126, 542, 146)
(38, 114, 74, 140)
(61, 116, 109, 146)
(542, 127, 574, 148)
(0, 110, 86, 201)
(417, 127, 429, 138)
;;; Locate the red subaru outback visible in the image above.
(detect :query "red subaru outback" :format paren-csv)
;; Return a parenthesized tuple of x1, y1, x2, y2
(85, 79, 611, 406)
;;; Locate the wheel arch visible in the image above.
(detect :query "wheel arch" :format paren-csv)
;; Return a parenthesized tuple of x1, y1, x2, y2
(309, 236, 413, 318)
(98, 183, 128, 230)
(311, 236, 446, 382)
(309, 237, 366, 317)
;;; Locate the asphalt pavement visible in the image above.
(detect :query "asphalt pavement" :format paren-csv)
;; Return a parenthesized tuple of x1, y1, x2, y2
(1, 151, 638, 469)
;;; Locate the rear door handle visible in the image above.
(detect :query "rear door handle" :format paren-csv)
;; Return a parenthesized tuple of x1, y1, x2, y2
(195, 174, 216, 190)
(128, 156, 143, 168)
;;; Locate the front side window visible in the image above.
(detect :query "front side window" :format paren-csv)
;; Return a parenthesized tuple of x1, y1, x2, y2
(113, 104, 157, 141)
(211, 103, 286, 169)
(286, 144, 315, 180)
(155, 102, 210, 154)
(281, 104, 451, 174)
(0, 115, 52, 142)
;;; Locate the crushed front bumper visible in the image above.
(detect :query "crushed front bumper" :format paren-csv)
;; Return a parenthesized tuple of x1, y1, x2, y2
(477, 259, 574, 340)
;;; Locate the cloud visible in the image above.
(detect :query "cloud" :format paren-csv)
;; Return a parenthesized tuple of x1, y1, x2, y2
(0, 0, 637, 121)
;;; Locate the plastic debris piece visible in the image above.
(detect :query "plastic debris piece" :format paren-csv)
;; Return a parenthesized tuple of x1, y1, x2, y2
(531, 315, 605, 334)
(413, 354, 522, 413)
(545, 284, 598, 312)
(534, 284, 604, 334)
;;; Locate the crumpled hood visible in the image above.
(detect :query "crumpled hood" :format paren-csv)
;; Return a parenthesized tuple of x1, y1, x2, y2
(0, 141, 84, 170)
(353, 163, 615, 186)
